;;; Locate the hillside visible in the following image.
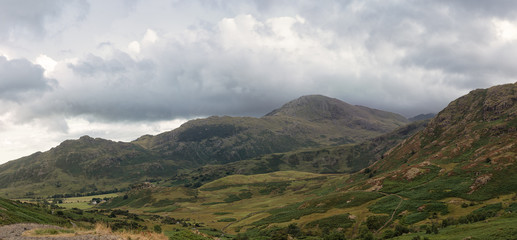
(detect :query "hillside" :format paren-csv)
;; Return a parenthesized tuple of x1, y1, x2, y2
(0, 136, 170, 197)
(0, 197, 67, 226)
(365, 82, 517, 200)
(408, 113, 436, 122)
(134, 95, 409, 165)
(168, 120, 428, 187)
(98, 83, 517, 239)
(265, 95, 408, 132)
(0, 95, 409, 198)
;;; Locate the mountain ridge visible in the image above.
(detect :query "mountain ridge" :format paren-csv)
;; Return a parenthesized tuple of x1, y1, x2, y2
(0, 94, 409, 198)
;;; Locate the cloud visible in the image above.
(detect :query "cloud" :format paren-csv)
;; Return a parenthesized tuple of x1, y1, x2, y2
(4, 1, 517, 126)
(0, 0, 88, 41)
(0, 56, 55, 102)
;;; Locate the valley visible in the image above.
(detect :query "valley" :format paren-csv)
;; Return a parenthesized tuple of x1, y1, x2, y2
(1, 83, 517, 240)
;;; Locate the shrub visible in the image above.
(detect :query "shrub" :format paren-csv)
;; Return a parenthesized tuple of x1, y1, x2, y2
(324, 231, 347, 240)
(306, 214, 354, 230)
(366, 215, 390, 230)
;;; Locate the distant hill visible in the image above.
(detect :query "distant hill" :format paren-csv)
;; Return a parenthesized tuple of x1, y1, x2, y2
(266, 95, 408, 132)
(0, 95, 409, 198)
(0, 136, 167, 198)
(408, 113, 435, 122)
(135, 95, 409, 165)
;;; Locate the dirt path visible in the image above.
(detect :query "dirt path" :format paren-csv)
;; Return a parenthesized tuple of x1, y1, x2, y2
(376, 194, 404, 233)
(0, 223, 122, 240)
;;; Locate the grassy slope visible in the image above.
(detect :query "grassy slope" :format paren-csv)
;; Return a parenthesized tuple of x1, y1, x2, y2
(0, 197, 67, 226)
(95, 84, 517, 239)
(167, 120, 427, 187)
(0, 135, 178, 198)
(98, 170, 517, 239)
(0, 95, 408, 198)
(393, 215, 517, 240)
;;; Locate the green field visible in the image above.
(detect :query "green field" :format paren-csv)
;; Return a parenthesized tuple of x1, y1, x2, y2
(57, 193, 120, 210)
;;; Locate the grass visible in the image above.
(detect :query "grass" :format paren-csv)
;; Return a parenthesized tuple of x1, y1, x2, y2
(368, 195, 449, 225)
(165, 229, 211, 240)
(305, 214, 354, 230)
(0, 198, 67, 226)
(144, 205, 179, 213)
(217, 218, 237, 222)
(392, 214, 517, 240)
(252, 191, 382, 226)
(57, 193, 119, 210)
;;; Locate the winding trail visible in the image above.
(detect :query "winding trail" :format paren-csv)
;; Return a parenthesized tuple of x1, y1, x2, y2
(376, 193, 404, 233)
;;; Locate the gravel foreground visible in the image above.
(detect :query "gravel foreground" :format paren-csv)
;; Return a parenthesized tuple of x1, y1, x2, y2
(0, 224, 122, 240)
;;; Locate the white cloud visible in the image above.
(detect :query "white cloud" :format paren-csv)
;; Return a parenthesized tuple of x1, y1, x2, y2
(128, 41, 141, 55)
(143, 29, 158, 44)
(35, 54, 58, 77)
(493, 19, 517, 42)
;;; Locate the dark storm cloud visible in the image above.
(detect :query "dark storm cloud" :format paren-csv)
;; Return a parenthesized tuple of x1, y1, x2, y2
(8, 0, 517, 123)
(0, 56, 55, 101)
(61, 47, 286, 121)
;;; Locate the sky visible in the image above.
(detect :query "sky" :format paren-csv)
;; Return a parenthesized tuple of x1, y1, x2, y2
(1, 0, 517, 164)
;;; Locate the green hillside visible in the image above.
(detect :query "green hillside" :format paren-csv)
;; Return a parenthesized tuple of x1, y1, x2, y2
(168, 120, 427, 187)
(93, 83, 517, 239)
(97, 170, 517, 239)
(0, 197, 67, 226)
(0, 95, 409, 198)
(3, 84, 517, 239)
(0, 136, 167, 198)
(135, 95, 409, 165)
(365, 82, 517, 201)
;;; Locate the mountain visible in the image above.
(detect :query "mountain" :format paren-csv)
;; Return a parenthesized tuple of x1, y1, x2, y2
(265, 95, 409, 133)
(168, 120, 428, 187)
(103, 83, 517, 239)
(3, 85, 517, 239)
(134, 95, 409, 166)
(0, 95, 409, 198)
(0, 136, 168, 198)
(365, 82, 517, 200)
